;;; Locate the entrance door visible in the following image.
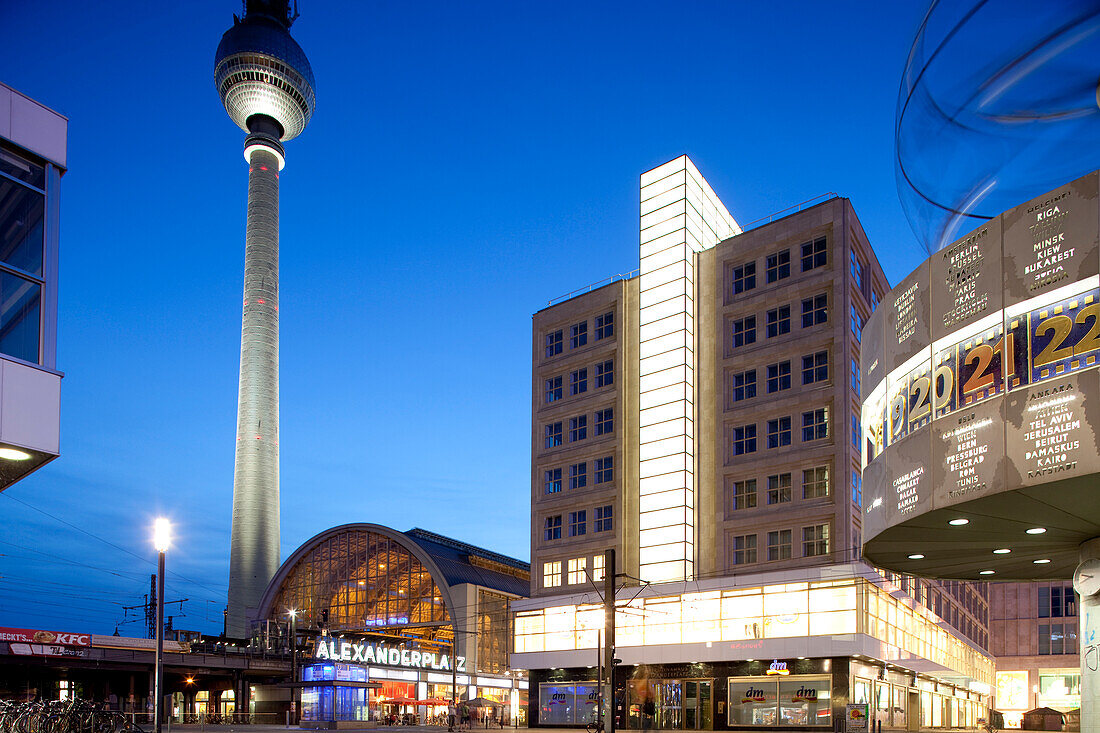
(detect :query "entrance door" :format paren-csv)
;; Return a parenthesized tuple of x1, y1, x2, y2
(655, 681, 682, 730)
(907, 690, 920, 732)
(682, 681, 711, 730)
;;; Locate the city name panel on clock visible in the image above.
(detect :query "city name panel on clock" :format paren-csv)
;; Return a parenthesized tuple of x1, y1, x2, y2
(860, 171, 1100, 580)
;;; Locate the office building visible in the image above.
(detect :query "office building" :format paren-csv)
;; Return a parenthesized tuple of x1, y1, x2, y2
(514, 156, 993, 730)
(0, 82, 65, 491)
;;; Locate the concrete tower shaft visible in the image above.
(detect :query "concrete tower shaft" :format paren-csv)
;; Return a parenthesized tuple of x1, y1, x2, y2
(226, 143, 282, 637)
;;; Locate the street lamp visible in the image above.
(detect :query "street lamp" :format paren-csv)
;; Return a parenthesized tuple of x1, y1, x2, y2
(153, 518, 170, 733)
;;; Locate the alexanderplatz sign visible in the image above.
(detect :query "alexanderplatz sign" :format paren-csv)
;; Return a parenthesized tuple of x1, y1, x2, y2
(859, 171, 1100, 727)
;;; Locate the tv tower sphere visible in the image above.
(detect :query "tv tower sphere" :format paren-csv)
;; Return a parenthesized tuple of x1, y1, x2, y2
(215, 0, 315, 639)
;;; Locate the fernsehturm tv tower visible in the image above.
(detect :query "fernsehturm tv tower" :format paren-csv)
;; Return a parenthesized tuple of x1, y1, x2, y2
(215, 0, 315, 637)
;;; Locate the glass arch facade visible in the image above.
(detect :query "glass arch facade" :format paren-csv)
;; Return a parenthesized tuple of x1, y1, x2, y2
(268, 527, 450, 634)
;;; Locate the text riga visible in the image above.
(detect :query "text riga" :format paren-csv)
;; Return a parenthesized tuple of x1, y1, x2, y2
(314, 638, 466, 671)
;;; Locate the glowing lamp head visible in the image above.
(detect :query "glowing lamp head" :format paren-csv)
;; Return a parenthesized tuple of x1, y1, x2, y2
(214, 11, 316, 141)
(154, 517, 172, 553)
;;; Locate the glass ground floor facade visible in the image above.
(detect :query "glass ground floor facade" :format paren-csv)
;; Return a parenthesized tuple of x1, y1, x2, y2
(529, 657, 988, 731)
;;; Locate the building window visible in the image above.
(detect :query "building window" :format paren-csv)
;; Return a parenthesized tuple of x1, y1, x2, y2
(733, 369, 757, 402)
(543, 561, 562, 588)
(851, 415, 861, 450)
(570, 368, 588, 395)
(1040, 585, 1076, 618)
(733, 262, 756, 294)
(544, 468, 562, 494)
(802, 408, 828, 441)
(570, 322, 587, 348)
(767, 361, 791, 393)
(801, 236, 827, 271)
(595, 505, 613, 532)
(569, 511, 587, 537)
(851, 251, 865, 291)
(851, 358, 860, 394)
(733, 479, 757, 510)
(595, 456, 614, 483)
(545, 376, 562, 403)
(544, 516, 562, 541)
(570, 415, 587, 442)
(1039, 623, 1077, 655)
(595, 408, 613, 436)
(870, 289, 880, 311)
(802, 351, 828, 385)
(767, 530, 792, 561)
(732, 316, 756, 348)
(766, 305, 791, 338)
(732, 534, 757, 565)
(595, 312, 614, 340)
(567, 557, 587, 584)
(851, 473, 862, 505)
(546, 330, 563, 358)
(801, 293, 828, 327)
(766, 250, 790, 283)
(733, 424, 757, 455)
(767, 473, 792, 504)
(851, 305, 864, 342)
(803, 466, 829, 499)
(767, 417, 791, 448)
(569, 462, 587, 490)
(595, 360, 614, 388)
(803, 524, 829, 557)
(592, 553, 606, 580)
(545, 422, 562, 449)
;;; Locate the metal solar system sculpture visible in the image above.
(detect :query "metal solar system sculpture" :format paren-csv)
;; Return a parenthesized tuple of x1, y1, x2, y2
(215, 0, 315, 637)
(896, 1, 1100, 253)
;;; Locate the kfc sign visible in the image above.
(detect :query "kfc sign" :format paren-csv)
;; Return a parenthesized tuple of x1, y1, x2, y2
(0, 628, 91, 647)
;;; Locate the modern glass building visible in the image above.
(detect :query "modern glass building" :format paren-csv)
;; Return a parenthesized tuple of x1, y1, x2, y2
(0, 82, 65, 491)
(250, 524, 530, 726)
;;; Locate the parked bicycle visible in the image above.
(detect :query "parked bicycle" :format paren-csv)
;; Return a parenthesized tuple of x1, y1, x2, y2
(585, 713, 605, 733)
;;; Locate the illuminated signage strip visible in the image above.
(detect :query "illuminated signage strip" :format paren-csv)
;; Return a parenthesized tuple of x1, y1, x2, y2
(637, 156, 739, 583)
(314, 638, 466, 672)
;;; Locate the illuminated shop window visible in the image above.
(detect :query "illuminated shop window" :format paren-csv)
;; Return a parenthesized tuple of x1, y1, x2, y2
(543, 562, 562, 588)
(567, 558, 587, 584)
(732, 479, 757, 510)
(733, 262, 756, 294)
(595, 312, 614, 340)
(767, 473, 791, 504)
(803, 466, 829, 499)
(545, 330, 562, 358)
(766, 249, 790, 283)
(595, 360, 614, 388)
(733, 369, 756, 401)
(570, 322, 587, 349)
(801, 293, 828, 327)
(732, 316, 756, 348)
(767, 418, 791, 449)
(545, 376, 562, 403)
(802, 351, 828, 385)
(570, 368, 587, 395)
(801, 236, 827, 271)
(594, 457, 613, 483)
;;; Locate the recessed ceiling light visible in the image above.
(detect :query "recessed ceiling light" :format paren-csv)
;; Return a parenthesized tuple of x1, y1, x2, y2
(797, 656, 806, 659)
(0, 448, 31, 461)
(1034, 559, 1051, 564)
(1026, 527, 1047, 534)
(908, 554, 925, 560)
(949, 518, 969, 526)
(993, 549, 1011, 554)
(979, 570, 995, 575)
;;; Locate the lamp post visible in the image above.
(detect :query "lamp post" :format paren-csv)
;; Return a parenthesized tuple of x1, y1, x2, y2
(153, 518, 171, 733)
(288, 609, 298, 723)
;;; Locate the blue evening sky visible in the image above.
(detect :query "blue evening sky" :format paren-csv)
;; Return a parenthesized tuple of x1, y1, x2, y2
(0, 1, 929, 636)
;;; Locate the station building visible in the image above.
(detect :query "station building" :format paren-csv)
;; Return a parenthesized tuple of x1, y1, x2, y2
(513, 157, 994, 731)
